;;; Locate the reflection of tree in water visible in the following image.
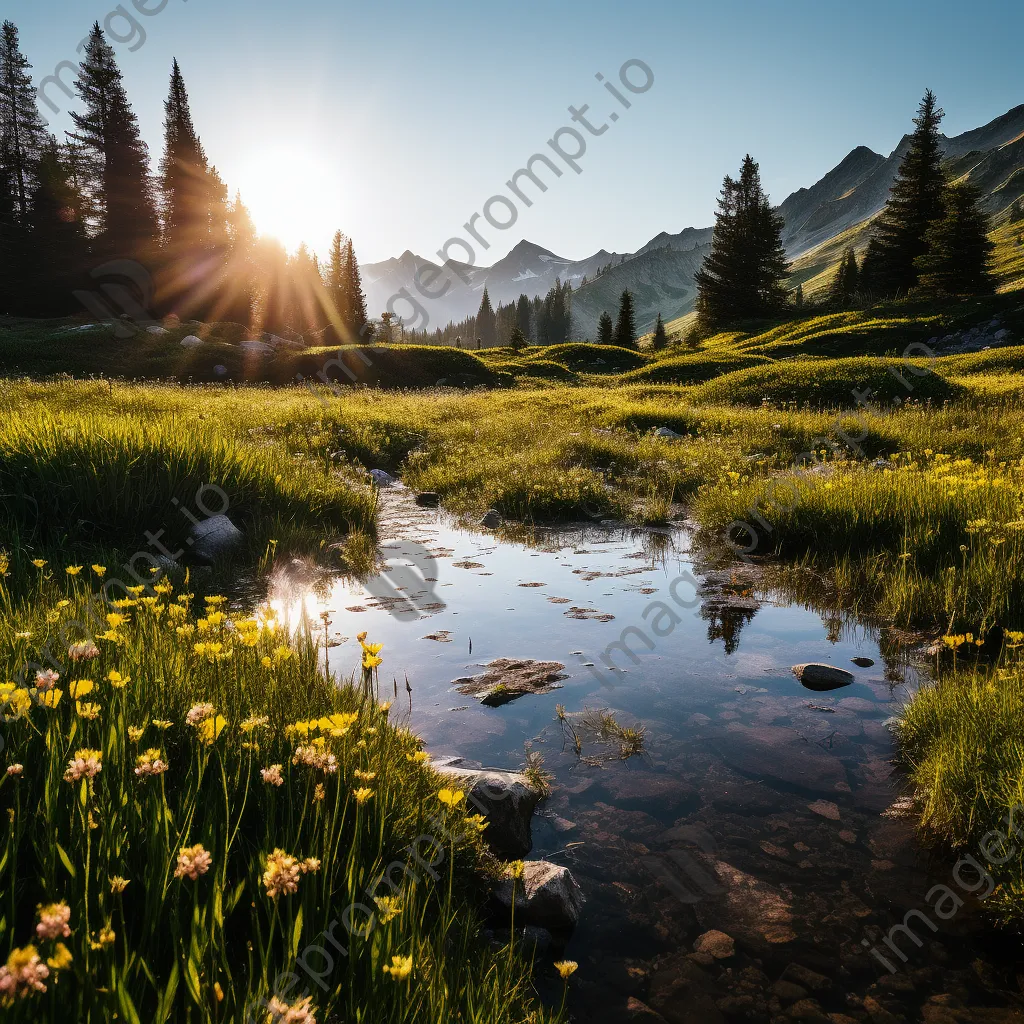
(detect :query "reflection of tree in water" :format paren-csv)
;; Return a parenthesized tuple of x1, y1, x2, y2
(701, 602, 758, 655)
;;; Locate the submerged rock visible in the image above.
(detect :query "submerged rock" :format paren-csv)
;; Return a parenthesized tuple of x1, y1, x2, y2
(415, 491, 440, 507)
(493, 860, 584, 932)
(480, 509, 502, 528)
(851, 656, 875, 668)
(791, 663, 855, 691)
(453, 658, 566, 707)
(433, 756, 543, 858)
(188, 514, 243, 564)
(694, 929, 735, 959)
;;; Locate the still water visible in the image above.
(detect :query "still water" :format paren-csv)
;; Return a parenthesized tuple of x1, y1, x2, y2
(268, 487, 1020, 1023)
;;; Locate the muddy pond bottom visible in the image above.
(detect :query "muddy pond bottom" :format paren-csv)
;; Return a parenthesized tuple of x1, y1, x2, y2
(268, 488, 1024, 1023)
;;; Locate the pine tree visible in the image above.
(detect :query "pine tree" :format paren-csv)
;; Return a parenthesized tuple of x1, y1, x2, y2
(70, 23, 157, 254)
(860, 91, 946, 295)
(325, 230, 351, 341)
(1010, 198, 1023, 224)
(345, 238, 368, 339)
(614, 289, 637, 349)
(0, 20, 48, 222)
(475, 287, 496, 347)
(0, 159, 27, 313)
(159, 60, 210, 251)
(651, 312, 668, 350)
(915, 180, 995, 295)
(510, 325, 527, 352)
(830, 248, 860, 306)
(694, 154, 789, 331)
(26, 137, 86, 312)
(793, 284, 804, 309)
(597, 311, 614, 346)
(516, 293, 532, 340)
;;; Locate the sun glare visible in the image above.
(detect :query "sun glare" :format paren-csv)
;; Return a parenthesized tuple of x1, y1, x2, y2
(234, 146, 341, 255)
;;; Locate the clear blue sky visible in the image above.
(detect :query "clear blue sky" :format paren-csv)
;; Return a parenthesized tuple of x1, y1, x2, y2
(7, 0, 1023, 264)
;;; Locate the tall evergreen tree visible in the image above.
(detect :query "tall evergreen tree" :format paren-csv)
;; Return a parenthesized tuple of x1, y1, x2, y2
(516, 293, 532, 340)
(597, 310, 614, 346)
(651, 312, 668, 350)
(830, 247, 860, 306)
(325, 230, 351, 340)
(793, 283, 804, 309)
(694, 154, 789, 331)
(0, 159, 27, 313)
(509, 325, 527, 352)
(475, 287, 496, 347)
(614, 289, 637, 349)
(860, 91, 946, 295)
(70, 23, 157, 254)
(915, 180, 995, 295)
(345, 238, 368, 339)
(0, 20, 48, 222)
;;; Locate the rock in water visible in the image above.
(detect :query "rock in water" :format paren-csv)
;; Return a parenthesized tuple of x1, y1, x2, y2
(851, 656, 875, 668)
(453, 658, 566, 706)
(791, 663, 855, 691)
(415, 491, 440, 507)
(493, 860, 585, 932)
(179, 335, 203, 348)
(694, 930, 735, 959)
(188, 515, 243, 564)
(433, 757, 543, 858)
(369, 469, 396, 487)
(480, 509, 502, 528)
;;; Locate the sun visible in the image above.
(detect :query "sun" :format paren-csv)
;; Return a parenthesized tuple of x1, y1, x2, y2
(233, 145, 342, 255)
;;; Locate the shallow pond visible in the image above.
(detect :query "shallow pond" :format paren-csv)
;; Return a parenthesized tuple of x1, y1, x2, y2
(268, 488, 1023, 1023)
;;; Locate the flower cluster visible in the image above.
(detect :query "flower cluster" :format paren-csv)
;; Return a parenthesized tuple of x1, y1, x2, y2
(63, 749, 102, 783)
(261, 764, 284, 787)
(35, 903, 71, 941)
(265, 995, 317, 1024)
(135, 749, 170, 778)
(292, 745, 338, 774)
(174, 844, 213, 881)
(262, 849, 320, 899)
(0, 946, 50, 1005)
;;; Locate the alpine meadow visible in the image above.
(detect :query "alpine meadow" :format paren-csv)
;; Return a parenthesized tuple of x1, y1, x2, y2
(4, 3, 1024, 1023)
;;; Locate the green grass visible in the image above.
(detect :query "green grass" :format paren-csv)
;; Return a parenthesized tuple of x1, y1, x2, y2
(0, 568, 558, 1023)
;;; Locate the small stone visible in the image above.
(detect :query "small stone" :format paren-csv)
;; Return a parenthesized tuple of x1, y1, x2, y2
(786, 998, 831, 1022)
(792, 664, 855, 691)
(839, 830, 857, 844)
(773, 980, 809, 1003)
(492, 860, 585, 932)
(625, 998, 670, 1023)
(179, 334, 203, 347)
(188, 514, 243, 565)
(369, 469, 396, 487)
(415, 491, 440, 507)
(694, 929, 734, 959)
(480, 509, 502, 528)
(781, 964, 832, 993)
(862, 995, 903, 1024)
(851, 656, 875, 667)
(807, 800, 841, 821)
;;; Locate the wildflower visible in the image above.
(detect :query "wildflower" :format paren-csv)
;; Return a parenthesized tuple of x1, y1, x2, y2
(437, 788, 465, 809)
(34, 669, 60, 691)
(313, 783, 326, 802)
(198, 715, 228, 746)
(215, 982, 225, 1002)
(135, 749, 169, 778)
(265, 995, 317, 1024)
(261, 764, 284, 787)
(1, 686, 31, 720)
(90, 927, 115, 950)
(382, 954, 413, 981)
(68, 642, 100, 663)
(374, 895, 402, 923)
(379, 700, 392, 714)
(356, 631, 367, 642)
(69, 679, 95, 699)
(32, 559, 47, 568)
(64, 749, 102, 782)
(91, 565, 106, 577)
(126, 586, 145, 597)
(109, 877, 130, 894)
(292, 746, 338, 774)
(35, 903, 71, 940)
(263, 849, 302, 899)
(362, 652, 383, 670)
(354, 770, 377, 782)
(77, 702, 101, 721)
(14, 631, 31, 639)
(46, 943, 73, 971)
(353, 787, 375, 804)
(554, 960, 578, 980)
(95, 630, 122, 644)
(152, 719, 173, 731)
(241, 715, 269, 733)
(407, 751, 429, 764)
(273, 646, 295, 663)
(39, 689, 63, 709)
(0, 945, 50, 1002)
(185, 703, 216, 727)
(204, 595, 227, 606)
(176, 624, 195, 639)
(505, 860, 525, 880)
(66, 565, 83, 576)
(6, 765, 23, 777)
(260, 656, 273, 669)
(174, 844, 212, 881)
(127, 726, 145, 743)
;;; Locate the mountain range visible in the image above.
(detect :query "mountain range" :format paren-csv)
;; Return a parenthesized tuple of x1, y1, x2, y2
(362, 103, 1024, 339)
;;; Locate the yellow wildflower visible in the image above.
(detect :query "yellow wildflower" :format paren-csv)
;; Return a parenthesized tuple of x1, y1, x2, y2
(554, 960, 578, 980)
(198, 715, 228, 746)
(66, 565, 83, 576)
(353, 787, 375, 804)
(40, 689, 63, 709)
(91, 565, 106, 577)
(107, 670, 130, 689)
(47, 943, 73, 971)
(382, 954, 413, 981)
(437, 788, 465, 809)
(69, 679, 95, 699)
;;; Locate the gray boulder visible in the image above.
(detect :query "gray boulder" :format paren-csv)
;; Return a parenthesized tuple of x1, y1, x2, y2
(415, 491, 440, 507)
(369, 469, 396, 487)
(493, 860, 585, 932)
(188, 514, 244, 564)
(480, 509, 502, 529)
(239, 340, 275, 355)
(791, 663, 855, 691)
(653, 426, 683, 439)
(433, 756, 543, 858)
(180, 335, 203, 348)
